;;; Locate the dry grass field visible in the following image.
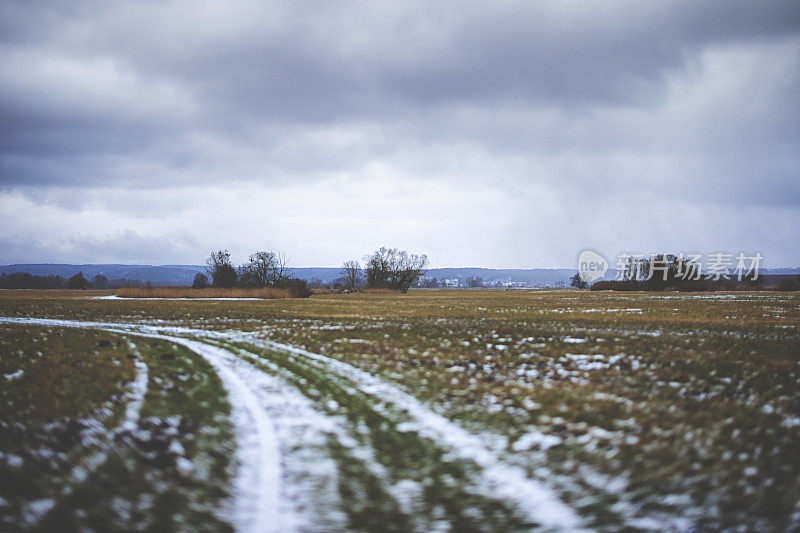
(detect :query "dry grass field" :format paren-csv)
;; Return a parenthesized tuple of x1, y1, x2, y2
(116, 286, 296, 299)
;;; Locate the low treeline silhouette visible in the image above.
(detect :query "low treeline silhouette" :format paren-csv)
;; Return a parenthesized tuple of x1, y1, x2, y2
(200, 247, 428, 297)
(590, 279, 748, 291)
(587, 254, 799, 291)
(774, 276, 800, 292)
(591, 274, 800, 292)
(0, 271, 140, 290)
(0, 272, 65, 289)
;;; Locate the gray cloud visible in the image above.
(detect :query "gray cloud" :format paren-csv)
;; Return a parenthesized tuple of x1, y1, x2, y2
(0, 229, 200, 265)
(0, 0, 798, 266)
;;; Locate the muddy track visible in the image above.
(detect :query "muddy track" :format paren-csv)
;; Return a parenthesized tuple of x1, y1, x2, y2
(0, 317, 584, 532)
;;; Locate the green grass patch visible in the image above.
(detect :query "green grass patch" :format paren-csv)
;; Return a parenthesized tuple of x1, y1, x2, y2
(0, 326, 235, 532)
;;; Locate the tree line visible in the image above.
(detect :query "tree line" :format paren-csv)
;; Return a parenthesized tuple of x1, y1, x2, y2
(1, 246, 431, 294)
(569, 253, 794, 291)
(201, 247, 429, 295)
(199, 250, 311, 297)
(338, 247, 428, 293)
(0, 271, 139, 290)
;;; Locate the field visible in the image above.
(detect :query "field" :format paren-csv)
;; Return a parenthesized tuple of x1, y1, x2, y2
(1, 289, 798, 531)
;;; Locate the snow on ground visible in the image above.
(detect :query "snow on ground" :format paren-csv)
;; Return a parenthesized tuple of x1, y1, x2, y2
(581, 308, 643, 313)
(0, 316, 585, 531)
(244, 333, 584, 530)
(134, 335, 292, 533)
(94, 296, 265, 301)
(120, 340, 149, 432)
(14, 338, 150, 525)
(1, 318, 295, 532)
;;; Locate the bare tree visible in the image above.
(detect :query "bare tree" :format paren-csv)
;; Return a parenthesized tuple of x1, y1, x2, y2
(241, 251, 292, 287)
(364, 247, 428, 293)
(396, 251, 428, 293)
(270, 252, 291, 285)
(365, 247, 392, 289)
(340, 260, 362, 290)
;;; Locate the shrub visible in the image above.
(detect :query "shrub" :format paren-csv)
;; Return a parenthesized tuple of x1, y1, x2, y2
(278, 278, 312, 298)
(776, 277, 800, 291)
(192, 273, 209, 288)
(590, 280, 639, 291)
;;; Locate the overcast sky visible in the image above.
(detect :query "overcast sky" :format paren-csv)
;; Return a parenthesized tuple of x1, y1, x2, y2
(1, 1, 798, 268)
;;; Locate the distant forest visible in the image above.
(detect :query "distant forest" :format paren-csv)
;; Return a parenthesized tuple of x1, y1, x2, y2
(2, 263, 799, 291)
(0, 271, 143, 290)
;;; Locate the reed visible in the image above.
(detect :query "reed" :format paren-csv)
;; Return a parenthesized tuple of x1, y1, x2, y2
(116, 286, 294, 299)
(360, 287, 398, 294)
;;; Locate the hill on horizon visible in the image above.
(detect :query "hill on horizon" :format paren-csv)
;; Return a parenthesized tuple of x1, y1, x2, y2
(1, 263, 582, 287)
(3, 263, 798, 288)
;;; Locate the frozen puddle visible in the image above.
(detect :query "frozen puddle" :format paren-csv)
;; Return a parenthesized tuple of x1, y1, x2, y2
(0, 317, 584, 531)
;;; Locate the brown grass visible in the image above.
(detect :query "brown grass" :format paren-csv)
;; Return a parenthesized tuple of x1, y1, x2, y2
(360, 288, 398, 294)
(310, 287, 334, 294)
(116, 286, 295, 299)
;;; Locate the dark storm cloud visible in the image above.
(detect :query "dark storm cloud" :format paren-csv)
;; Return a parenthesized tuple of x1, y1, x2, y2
(1, 0, 798, 187)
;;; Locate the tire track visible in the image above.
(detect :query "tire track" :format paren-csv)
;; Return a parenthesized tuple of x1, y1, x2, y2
(231, 333, 584, 531)
(0, 318, 292, 533)
(147, 335, 288, 533)
(1, 317, 585, 531)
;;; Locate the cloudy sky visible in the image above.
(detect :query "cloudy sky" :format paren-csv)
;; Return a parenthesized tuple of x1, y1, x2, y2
(1, 1, 798, 268)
